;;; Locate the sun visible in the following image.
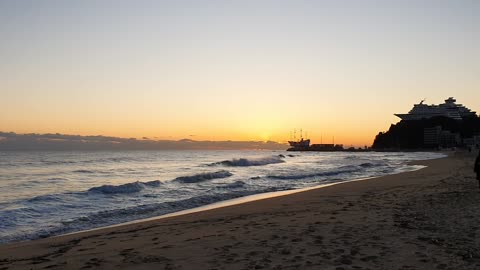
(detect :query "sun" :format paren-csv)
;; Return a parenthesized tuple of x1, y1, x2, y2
(259, 132, 271, 142)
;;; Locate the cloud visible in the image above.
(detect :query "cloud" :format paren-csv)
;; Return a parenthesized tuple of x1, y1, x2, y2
(0, 132, 288, 151)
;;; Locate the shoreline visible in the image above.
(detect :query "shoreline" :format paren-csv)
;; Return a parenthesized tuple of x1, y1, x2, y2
(65, 166, 429, 237)
(6, 155, 433, 244)
(58, 176, 381, 239)
(1, 151, 480, 269)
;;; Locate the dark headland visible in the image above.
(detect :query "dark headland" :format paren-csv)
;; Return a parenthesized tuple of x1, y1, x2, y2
(288, 97, 480, 152)
(373, 97, 480, 151)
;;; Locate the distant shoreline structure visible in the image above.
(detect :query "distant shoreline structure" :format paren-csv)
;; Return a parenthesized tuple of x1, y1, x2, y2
(287, 130, 369, 152)
(287, 141, 372, 152)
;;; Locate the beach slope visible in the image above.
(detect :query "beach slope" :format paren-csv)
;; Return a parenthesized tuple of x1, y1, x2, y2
(1, 152, 480, 269)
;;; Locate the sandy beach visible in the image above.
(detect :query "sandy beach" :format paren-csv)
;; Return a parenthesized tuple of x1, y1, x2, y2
(1, 151, 479, 270)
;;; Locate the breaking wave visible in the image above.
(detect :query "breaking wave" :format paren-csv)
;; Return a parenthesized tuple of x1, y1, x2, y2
(88, 180, 161, 194)
(268, 167, 361, 180)
(211, 156, 285, 167)
(173, 170, 233, 183)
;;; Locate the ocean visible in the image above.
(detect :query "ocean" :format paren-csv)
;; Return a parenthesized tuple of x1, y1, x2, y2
(0, 150, 445, 243)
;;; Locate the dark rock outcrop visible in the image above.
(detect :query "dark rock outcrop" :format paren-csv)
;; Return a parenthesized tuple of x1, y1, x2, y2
(372, 116, 480, 150)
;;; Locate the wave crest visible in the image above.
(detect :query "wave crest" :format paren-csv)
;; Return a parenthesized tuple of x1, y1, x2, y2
(88, 180, 161, 194)
(268, 167, 360, 180)
(173, 170, 233, 183)
(211, 156, 285, 167)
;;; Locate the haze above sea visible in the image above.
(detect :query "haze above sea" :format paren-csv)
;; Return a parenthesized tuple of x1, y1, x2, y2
(0, 150, 445, 243)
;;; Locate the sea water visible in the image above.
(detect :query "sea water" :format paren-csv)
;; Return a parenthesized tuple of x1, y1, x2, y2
(0, 150, 445, 243)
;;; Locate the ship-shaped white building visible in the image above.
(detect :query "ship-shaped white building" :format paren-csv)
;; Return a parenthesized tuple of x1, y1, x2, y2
(395, 97, 477, 121)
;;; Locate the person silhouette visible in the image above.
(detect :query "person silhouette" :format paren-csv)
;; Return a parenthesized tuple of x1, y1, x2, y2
(475, 152, 480, 189)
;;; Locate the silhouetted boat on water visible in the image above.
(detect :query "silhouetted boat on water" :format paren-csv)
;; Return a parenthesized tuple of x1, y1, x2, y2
(287, 130, 345, 151)
(287, 138, 311, 150)
(288, 140, 345, 151)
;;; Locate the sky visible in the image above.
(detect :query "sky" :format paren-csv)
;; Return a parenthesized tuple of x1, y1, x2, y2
(1, 0, 479, 147)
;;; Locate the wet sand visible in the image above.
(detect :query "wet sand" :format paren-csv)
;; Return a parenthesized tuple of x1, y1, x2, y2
(1, 151, 480, 270)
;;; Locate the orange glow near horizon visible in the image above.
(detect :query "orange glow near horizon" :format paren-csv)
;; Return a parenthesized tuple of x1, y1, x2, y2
(1, 91, 478, 147)
(1, 2, 479, 148)
(0, 118, 392, 147)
